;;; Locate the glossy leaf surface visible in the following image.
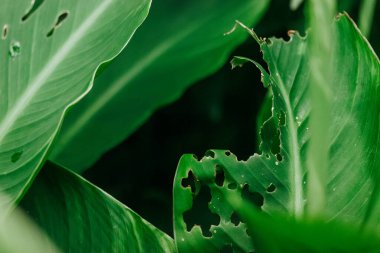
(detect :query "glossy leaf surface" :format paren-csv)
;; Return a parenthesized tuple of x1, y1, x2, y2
(51, 0, 270, 172)
(173, 14, 380, 252)
(21, 162, 175, 253)
(0, 0, 150, 205)
(228, 193, 380, 253)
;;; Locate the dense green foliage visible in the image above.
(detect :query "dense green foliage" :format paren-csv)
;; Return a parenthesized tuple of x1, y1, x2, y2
(0, 0, 379, 252)
(50, 0, 269, 172)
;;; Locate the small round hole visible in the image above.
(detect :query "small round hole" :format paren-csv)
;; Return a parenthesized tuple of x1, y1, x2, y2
(266, 183, 276, 193)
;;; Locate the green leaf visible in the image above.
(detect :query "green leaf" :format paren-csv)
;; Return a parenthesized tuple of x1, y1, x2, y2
(50, 0, 270, 172)
(306, 0, 336, 217)
(226, 192, 380, 253)
(359, 0, 377, 37)
(0, 194, 61, 253)
(290, 0, 304, 10)
(20, 162, 175, 253)
(0, 0, 150, 205)
(173, 13, 380, 252)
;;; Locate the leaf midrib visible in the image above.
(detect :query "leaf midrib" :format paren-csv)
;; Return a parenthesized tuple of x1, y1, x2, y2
(265, 43, 305, 217)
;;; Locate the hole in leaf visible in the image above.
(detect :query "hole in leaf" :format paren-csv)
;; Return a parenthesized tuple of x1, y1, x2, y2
(230, 211, 241, 226)
(220, 244, 233, 253)
(228, 182, 237, 190)
(266, 183, 276, 193)
(11, 151, 23, 163)
(2, 25, 8, 40)
(181, 170, 197, 194)
(264, 37, 273, 45)
(9, 41, 21, 58)
(246, 228, 253, 238)
(225, 151, 231, 156)
(215, 165, 225, 187)
(183, 185, 220, 237)
(276, 153, 283, 162)
(22, 0, 45, 21)
(46, 12, 69, 37)
(260, 117, 280, 156)
(242, 185, 264, 209)
(205, 150, 215, 158)
(227, 183, 237, 190)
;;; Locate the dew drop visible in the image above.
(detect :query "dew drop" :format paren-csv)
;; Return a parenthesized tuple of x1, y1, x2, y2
(9, 41, 21, 58)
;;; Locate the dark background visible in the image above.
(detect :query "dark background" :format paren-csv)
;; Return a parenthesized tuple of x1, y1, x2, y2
(83, 0, 378, 235)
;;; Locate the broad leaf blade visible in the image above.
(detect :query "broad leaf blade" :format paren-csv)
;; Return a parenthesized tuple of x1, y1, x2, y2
(173, 14, 380, 251)
(50, 0, 270, 172)
(0, 0, 150, 205)
(227, 193, 380, 253)
(0, 194, 61, 253)
(21, 162, 175, 253)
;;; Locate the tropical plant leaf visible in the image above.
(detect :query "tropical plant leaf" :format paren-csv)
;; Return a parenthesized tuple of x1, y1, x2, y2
(359, 0, 377, 37)
(173, 13, 380, 252)
(227, 192, 380, 253)
(20, 161, 175, 253)
(0, 194, 61, 253)
(306, 0, 336, 216)
(50, 0, 270, 172)
(0, 0, 150, 206)
(290, 0, 304, 10)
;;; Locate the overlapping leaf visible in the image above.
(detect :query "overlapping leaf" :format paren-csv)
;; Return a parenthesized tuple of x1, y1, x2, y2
(20, 162, 175, 253)
(228, 193, 380, 253)
(0, 0, 150, 205)
(173, 13, 380, 252)
(50, 0, 270, 172)
(0, 194, 61, 253)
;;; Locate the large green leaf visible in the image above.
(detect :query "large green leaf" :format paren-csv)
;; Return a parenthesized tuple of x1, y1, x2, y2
(227, 192, 380, 253)
(50, 0, 270, 172)
(20, 162, 175, 253)
(0, 194, 61, 253)
(173, 13, 380, 252)
(0, 0, 150, 205)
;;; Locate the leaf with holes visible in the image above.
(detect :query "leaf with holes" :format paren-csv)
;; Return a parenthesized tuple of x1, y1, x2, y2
(50, 0, 269, 172)
(20, 162, 175, 253)
(0, 0, 150, 206)
(173, 13, 380, 252)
